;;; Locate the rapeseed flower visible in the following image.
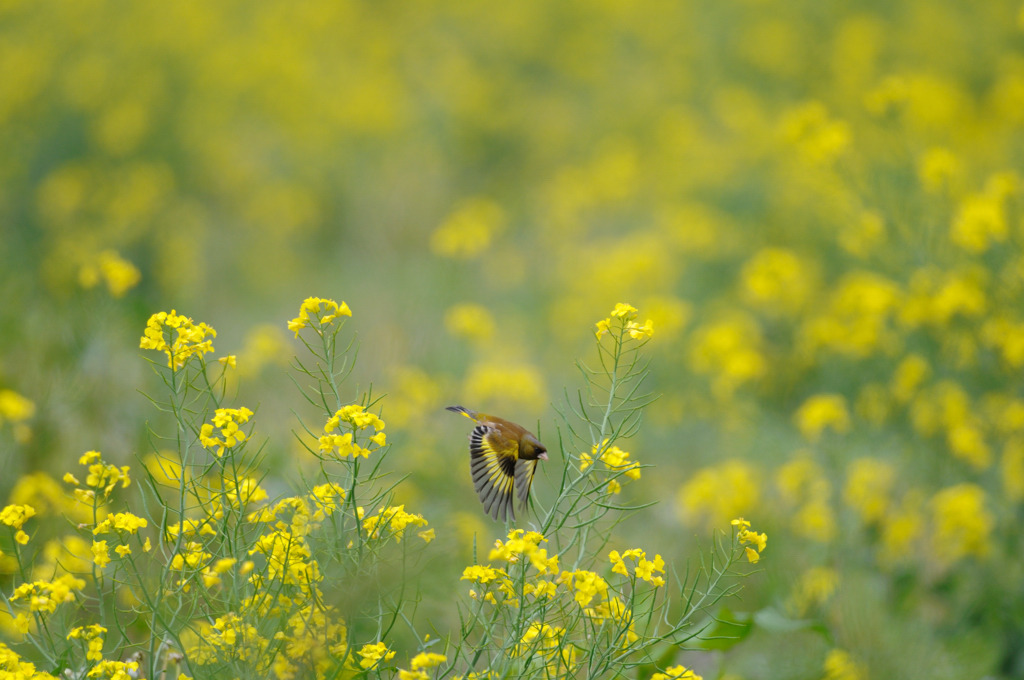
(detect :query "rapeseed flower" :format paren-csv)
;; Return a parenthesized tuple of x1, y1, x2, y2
(357, 641, 396, 670)
(199, 407, 254, 457)
(139, 310, 216, 370)
(651, 665, 702, 680)
(0, 504, 35, 545)
(287, 297, 352, 336)
(68, 624, 107, 662)
(929, 483, 993, 565)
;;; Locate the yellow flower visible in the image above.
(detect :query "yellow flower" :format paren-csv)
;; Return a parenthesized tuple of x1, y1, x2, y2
(794, 394, 851, 443)
(741, 247, 815, 314)
(780, 101, 850, 164)
(626, 318, 654, 339)
(410, 652, 447, 670)
(951, 190, 1007, 253)
(357, 641, 396, 670)
(558, 569, 608, 607)
(930, 483, 993, 565)
(679, 461, 761, 531)
(199, 407, 254, 457)
(11, 575, 85, 613)
(91, 540, 110, 568)
(444, 303, 496, 344)
(93, 512, 148, 535)
(78, 250, 141, 297)
(139, 310, 216, 370)
(787, 567, 838, 617)
(822, 649, 864, 680)
(362, 505, 428, 542)
(688, 312, 766, 398)
(87, 660, 140, 680)
(609, 548, 665, 586)
(651, 665, 702, 680)
(0, 390, 35, 424)
(287, 297, 352, 336)
(430, 197, 505, 259)
(843, 458, 894, 525)
(918, 147, 959, 193)
(0, 504, 36, 532)
(67, 624, 107, 662)
(734, 518, 767, 563)
(610, 303, 638, 319)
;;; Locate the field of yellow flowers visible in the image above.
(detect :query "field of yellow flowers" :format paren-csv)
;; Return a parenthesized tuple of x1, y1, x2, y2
(3, 0, 1024, 678)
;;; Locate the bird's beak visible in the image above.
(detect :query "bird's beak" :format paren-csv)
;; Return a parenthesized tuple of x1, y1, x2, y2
(538, 451, 548, 461)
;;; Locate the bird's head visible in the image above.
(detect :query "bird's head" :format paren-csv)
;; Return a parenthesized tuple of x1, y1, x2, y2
(522, 435, 548, 461)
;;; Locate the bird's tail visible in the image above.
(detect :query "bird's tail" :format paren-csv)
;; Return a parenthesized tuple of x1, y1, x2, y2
(446, 405, 477, 421)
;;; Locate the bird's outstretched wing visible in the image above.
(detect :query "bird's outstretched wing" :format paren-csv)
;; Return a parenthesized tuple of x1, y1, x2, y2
(514, 458, 537, 509)
(469, 424, 519, 521)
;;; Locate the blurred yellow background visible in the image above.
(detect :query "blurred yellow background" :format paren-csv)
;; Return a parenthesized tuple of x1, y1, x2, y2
(3, 0, 1024, 677)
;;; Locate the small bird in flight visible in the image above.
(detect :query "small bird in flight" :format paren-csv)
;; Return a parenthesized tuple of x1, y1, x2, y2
(446, 406, 547, 522)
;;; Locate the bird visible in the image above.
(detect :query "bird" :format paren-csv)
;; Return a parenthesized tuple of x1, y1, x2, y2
(446, 405, 547, 522)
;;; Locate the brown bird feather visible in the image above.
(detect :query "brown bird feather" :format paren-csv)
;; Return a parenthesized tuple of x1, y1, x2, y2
(446, 405, 547, 521)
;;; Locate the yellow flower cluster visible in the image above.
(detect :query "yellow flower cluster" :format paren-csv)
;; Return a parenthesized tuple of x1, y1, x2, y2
(0, 504, 36, 545)
(77, 249, 140, 298)
(558, 569, 609, 608)
(787, 567, 839, 617)
(63, 450, 131, 506)
(463, 362, 548, 414)
(929, 483, 993, 565)
(579, 439, 642, 494)
(91, 540, 111, 568)
(794, 394, 852, 443)
(362, 505, 432, 543)
(488, 529, 559, 574)
(11, 574, 86, 614)
(170, 541, 212, 573)
(165, 518, 216, 541)
(609, 548, 666, 587)
(774, 457, 835, 543)
(270, 603, 350, 678)
(85, 660, 139, 680)
(139, 310, 216, 370)
(248, 530, 320, 588)
(357, 641, 396, 670)
(678, 460, 760, 532)
(822, 649, 865, 680)
(462, 529, 665, 639)
(651, 665, 702, 680)
(92, 511, 148, 535)
(287, 297, 352, 337)
(842, 458, 894, 525)
(221, 477, 268, 511)
(741, 247, 816, 316)
(398, 652, 447, 680)
(0, 642, 56, 679)
(430, 197, 505, 259)
(0, 389, 35, 442)
(67, 624, 107, 662)
(192, 613, 267, 666)
(318, 404, 386, 459)
(444, 303, 496, 344)
(199, 406, 254, 457)
(732, 518, 768, 564)
(687, 312, 766, 399)
(594, 302, 654, 341)
(513, 622, 576, 674)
